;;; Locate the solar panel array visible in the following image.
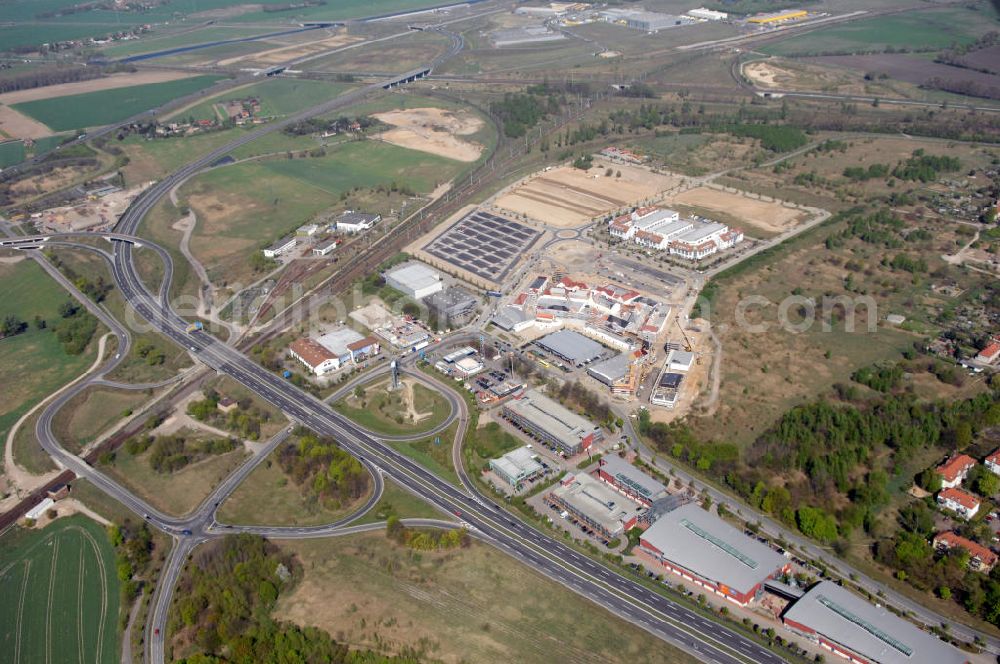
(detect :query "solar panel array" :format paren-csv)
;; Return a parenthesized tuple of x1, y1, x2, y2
(424, 210, 541, 284)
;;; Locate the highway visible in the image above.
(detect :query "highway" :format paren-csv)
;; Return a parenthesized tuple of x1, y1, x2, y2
(3, 217, 793, 664)
(0, 210, 796, 663)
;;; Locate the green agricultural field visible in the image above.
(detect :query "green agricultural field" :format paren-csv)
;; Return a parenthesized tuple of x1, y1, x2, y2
(0, 140, 25, 168)
(98, 25, 279, 59)
(0, 516, 120, 664)
(224, 0, 461, 24)
(0, 259, 99, 448)
(760, 5, 1000, 56)
(12, 75, 224, 132)
(177, 78, 355, 123)
(182, 140, 465, 284)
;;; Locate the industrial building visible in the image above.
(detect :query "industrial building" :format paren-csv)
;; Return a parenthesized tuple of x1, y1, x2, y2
(491, 25, 566, 46)
(687, 7, 727, 20)
(502, 388, 603, 455)
(782, 581, 966, 664)
(427, 286, 478, 327)
(638, 503, 790, 605)
(535, 329, 606, 366)
(263, 236, 296, 258)
(288, 337, 339, 376)
(489, 446, 544, 489)
(668, 349, 694, 372)
(317, 328, 380, 366)
(747, 9, 807, 23)
(334, 210, 381, 233)
(290, 330, 380, 376)
(650, 371, 683, 408)
(597, 455, 667, 506)
(385, 262, 444, 300)
(547, 472, 644, 539)
(587, 352, 632, 386)
(313, 238, 339, 256)
(609, 207, 743, 259)
(625, 11, 690, 32)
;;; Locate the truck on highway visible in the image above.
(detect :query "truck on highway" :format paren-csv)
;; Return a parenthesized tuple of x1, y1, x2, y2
(185, 321, 203, 333)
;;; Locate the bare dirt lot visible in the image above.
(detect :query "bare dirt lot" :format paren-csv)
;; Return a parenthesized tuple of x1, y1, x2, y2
(217, 31, 362, 66)
(0, 105, 52, 139)
(744, 61, 802, 89)
(807, 54, 1000, 96)
(0, 70, 196, 105)
(668, 185, 806, 235)
(493, 159, 682, 228)
(372, 107, 484, 162)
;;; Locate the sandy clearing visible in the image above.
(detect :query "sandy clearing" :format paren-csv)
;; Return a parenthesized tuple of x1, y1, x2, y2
(743, 61, 791, 89)
(216, 31, 361, 66)
(668, 186, 804, 234)
(372, 107, 484, 162)
(0, 105, 52, 139)
(494, 159, 682, 227)
(0, 70, 196, 105)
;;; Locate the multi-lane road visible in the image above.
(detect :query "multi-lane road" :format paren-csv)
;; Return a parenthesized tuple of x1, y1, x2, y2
(4, 213, 793, 664)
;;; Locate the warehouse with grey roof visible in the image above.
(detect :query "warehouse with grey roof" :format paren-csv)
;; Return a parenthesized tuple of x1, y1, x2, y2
(501, 388, 603, 455)
(782, 581, 966, 664)
(638, 502, 790, 605)
(535, 329, 606, 366)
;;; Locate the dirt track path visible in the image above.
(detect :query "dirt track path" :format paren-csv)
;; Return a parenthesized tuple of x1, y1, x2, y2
(2, 333, 111, 501)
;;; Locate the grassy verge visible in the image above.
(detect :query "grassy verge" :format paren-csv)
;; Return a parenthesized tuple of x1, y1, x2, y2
(218, 446, 373, 526)
(272, 532, 701, 664)
(101, 443, 248, 517)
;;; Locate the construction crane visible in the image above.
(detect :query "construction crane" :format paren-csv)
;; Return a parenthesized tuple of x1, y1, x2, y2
(674, 317, 695, 353)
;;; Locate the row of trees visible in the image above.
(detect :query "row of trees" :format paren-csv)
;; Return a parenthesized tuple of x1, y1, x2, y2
(108, 518, 153, 603)
(124, 431, 238, 473)
(385, 515, 469, 550)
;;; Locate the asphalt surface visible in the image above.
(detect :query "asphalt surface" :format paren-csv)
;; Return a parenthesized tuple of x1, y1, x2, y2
(103, 230, 785, 664)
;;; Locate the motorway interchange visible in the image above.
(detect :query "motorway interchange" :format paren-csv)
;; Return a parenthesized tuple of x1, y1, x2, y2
(4, 9, 999, 663)
(2, 226, 789, 664)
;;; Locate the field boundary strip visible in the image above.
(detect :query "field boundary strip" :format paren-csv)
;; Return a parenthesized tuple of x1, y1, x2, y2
(14, 559, 31, 664)
(77, 542, 85, 663)
(45, 536, 60, 664)
(79, 525, 111, 664)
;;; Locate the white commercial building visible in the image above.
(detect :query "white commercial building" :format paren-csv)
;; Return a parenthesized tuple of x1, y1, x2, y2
(687, 7, 727, 20)
(313, 238, 339, 256)
(385, 262, 444, 300)
(263, 236, 296, 258)
(335, 211, 381, 233)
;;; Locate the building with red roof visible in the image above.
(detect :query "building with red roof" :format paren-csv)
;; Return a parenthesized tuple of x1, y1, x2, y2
(937, 487, 980, 519)
(976, 341, 1000, 365)
(935, 454, 976, 489)
(986, 448, 1000, 477)
(933, 532, 997, 572)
